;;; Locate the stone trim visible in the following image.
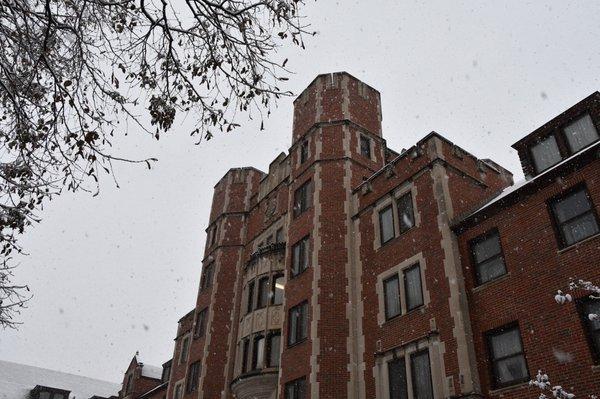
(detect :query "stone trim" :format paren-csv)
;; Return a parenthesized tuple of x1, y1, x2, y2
(309, 162, 322, 398)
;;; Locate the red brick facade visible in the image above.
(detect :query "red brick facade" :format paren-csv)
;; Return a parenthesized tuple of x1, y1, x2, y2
(119, 73, 600, 399)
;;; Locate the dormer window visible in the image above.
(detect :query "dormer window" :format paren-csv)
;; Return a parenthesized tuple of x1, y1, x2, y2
(530, 135, 562, 173)
(564, 113, 599, 153)
(32, 386, 70, 399)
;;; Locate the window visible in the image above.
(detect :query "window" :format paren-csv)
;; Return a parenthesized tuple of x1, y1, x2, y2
(252, 335, 266, 370)
(194, 308, 207, 338)
(288, 301, 308, 346)
(291, 236, 309, 277)
(246, 281, 255, 314)
(486, 324, 529, 389)
(267, 332, 281, 367)
(208, 225, 217, 247)
(580, 299, 600, 362)
(173, 382, 183, 399)
(530, 135, 562, 173)
(403, 265, 423, 311)
(161, 361, 172, 383)
(285, 377, 307, 399)
(550, 186, 599, 247)
(272, 274, 285, 305)
(470, 230, 507, 285)
(179, 335, 190, 364)
(397, 193, 415, 234)
(257, 277, 270, 309)
(379, 205, 395, 244)
(200, 263, 214, 291)
(383, 275, 401, 320)
(564, 114, 598, 153)
(276, 228, 284, 243)
(388, 357, 407, 399)
(186, 362, 201, 393)
(294, 180, 312, 217)
(300, 140, 309, 164)
(241, 339, 250, 373)
(360, 135, 371, 158)
(410, 350, 434, 399)
(33, 387, 70, 399)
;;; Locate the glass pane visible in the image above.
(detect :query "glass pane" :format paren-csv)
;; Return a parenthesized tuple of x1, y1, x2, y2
(301, 238, 309, 271)
(564, 114, 599, 152)
(300, 303, 308, 340)
(273, 276, 284, 305)
(472, 233, 501, 263)
(388, 358, 408, 399)
(397, 194, 415, 233)
(285, 383, 295, 399)
(247, 282, 255, 313)
(258, 278, 269, 308)
(561, 213, 599, 245)
(39, 393, 51, 399)
(54, 395, 65, 399)
(361, 136, 371, 157)
(254, 337, 265, 369)
(404, 266, 423, 310)
(531, 135, 562, 172)
(553, 189, 592, 223)
(269, 334, 281, 367)
(411, 351, 434, 399)
(477, 256, 507, 284)
(297, 378, 307, 399)
(380, 206, 395, 243)
(384, 276, 401, 319)
(494, 355, 528, 385)
(289, 308, 298, 345)
(276, 228, 284, 243)
(490, 328, 522, 358)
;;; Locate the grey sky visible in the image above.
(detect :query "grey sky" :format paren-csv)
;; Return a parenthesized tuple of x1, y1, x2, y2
(1, 0, 599, 383)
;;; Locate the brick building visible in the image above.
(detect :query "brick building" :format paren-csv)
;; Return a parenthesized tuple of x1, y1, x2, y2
(119, 73, 600, 399)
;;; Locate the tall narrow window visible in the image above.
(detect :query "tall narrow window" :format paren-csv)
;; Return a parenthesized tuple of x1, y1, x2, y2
(379, 205, 395, 245)
(179, 335, 190, 364)
(174, 383, 183, 399)
(291, 237, 309, 277)
(360, 135, 371, 158)
(404, 264, 423, 311)
(550, 186, 599, 247)
(252, 335, 266, 370)
(384, 275, 401, 320)
(486, 324, 529, 388)
(530, 135, 562, 173)
(470, 230, 507, 285)
(397, 193, 415, 233)
(186, 361, 201, 393)
(564, 114, 599, 152)
(300, 140, 309, 164)
(294, 181, 312, 217)
(285, 377, 306, 399)
(288, 301, 308, 346)
(411, 350, 434, 399)
(161, 361, 172, 383)
(267, 332, 281, 367)
(246, 281, 255, 314)
(580, 299, 600, 362)
(388, 357, 408, 399)
(209, 225, 218, 247)
(200, 263, 214, 291)
(194, 308, 207, 338)
(272, 274, 285, 305)
(241, 339, 250, 373)
(257, 277, 270, 309)
(276, 228, 284, 243)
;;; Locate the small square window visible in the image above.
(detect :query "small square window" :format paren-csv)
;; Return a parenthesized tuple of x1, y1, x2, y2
(530, 135, 562, 173)
(564, 114, 599, 153)
(379, 205, 395, 245)
(486, 324, 529, 389)
(550, 186, 599, 247)
(360, 135, 371, 158)
(470, 230, 507, 285)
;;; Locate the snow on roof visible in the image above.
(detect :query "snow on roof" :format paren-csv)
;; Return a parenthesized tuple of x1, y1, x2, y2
(140, 364, 162, 380)
(0, 360, 120, 399)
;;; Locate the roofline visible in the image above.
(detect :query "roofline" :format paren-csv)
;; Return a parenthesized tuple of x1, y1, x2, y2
(178, 308, 196, 322)
(293, 71, 381, 104)
(511, 91, 600, 149)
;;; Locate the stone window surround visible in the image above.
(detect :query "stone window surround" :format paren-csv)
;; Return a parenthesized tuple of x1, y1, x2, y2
(376, 252, 430, 326)
(242, 271, 285, 316)
(173, 379, 185, 399)
(372, 183, 421, 251)
(178, 333, 192, 365)
(235, 329, 282, 376)
(374, 335, 446, 399)
(253, 217, 286, 252)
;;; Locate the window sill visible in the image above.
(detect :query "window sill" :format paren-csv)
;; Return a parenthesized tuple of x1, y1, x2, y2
(378, 226, 416, 250)
(488, 381, 530, 395)
(287, 337, 308, 349)
(557, 233, 600, 254)
(472, 273, 511, 293)
(383, 305, 426, 325)
(289, 267, 309, 280)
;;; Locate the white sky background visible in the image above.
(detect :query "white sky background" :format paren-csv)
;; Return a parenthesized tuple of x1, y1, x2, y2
(1, 0, 600, 383)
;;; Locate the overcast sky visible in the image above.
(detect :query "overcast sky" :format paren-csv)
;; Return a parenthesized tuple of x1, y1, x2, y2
(1, 0, 600, 384)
